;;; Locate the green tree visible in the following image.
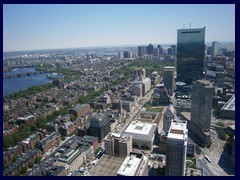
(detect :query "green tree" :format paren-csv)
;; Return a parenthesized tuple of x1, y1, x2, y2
(34, 156, 42, 164)
(20, 166, 28, 175)
(218, 128, 227, 140)
(216, 122, 224, 127)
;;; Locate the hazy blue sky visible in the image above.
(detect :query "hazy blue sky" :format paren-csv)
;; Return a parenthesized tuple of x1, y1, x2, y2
(3, 4, 235, 52)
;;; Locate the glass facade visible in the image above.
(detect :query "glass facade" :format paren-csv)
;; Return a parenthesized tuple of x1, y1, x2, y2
(177, 28, 205, 85)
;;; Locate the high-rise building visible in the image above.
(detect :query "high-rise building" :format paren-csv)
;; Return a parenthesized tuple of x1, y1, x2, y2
(123, 51, 132, 59)
(118, 51, 124, 60)
(212, 41, 219, 59)
(191, 80, 214, 130)
(171, 45, 177, 55)
(177, 27, 205, 84)
(117, 152, 149, 176)
(163, 66, 175, 96)
(138, 46, 146, 57)
(163, 104, 177, 133)
(146, 43, 154, 55)
(165, 120, 188, 176)
(134, 68, 146, 79)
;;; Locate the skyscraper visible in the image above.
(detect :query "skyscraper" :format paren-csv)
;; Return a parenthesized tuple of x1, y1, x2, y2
(163, 66, 175, 96)
(146, 43, 154, 55)
(165, 120, 188, 176)
(211, 41, 219, 59)
(138, 46, 146, 57)
(177, 27, 206, 84)
(191, 80, 214, 130)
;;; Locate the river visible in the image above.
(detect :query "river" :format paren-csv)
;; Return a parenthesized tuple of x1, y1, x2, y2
(3, 67, 63, 97)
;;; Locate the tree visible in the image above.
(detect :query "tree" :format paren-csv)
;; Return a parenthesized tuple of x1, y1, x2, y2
(195, 145, 202, 154)
(20, 167, 28, 175)
(34, 156, 42, 164)
(218, 128, 227, 140)
(216, 122, 224, 127)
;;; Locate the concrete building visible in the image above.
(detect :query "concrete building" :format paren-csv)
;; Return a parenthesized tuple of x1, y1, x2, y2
(117, 152, 149, 176)
(104, 133, 132, 157)
(132, 83, 142, 97)
(123, 121, 157, 150)
(191, 80, 214, 130)
(123, 51, 132, 59)
(163, 66, 175, 96)
(150, 71, 161, 86)
(134, 68, 146, 79)
(165, 120, 188, 176)
(138, 46, 146, 57)
(132, 78, 151, 96)
(212, 41, 220, 59)
(177, 27, 205, 84)
(163, 104, 177, 133)
(220, 95, 235, 119)
(146, 43, 154, 55)
(118, 51, 124, 60)
(89, 113, 111, 143)
(121, 101, 134, 112)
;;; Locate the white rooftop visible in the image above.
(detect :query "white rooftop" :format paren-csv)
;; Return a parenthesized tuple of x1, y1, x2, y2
(123, 121, 157, 141)
(168, 121, 187, 140)
(117, 153, 142, 176)
(221, 95, 235, 111)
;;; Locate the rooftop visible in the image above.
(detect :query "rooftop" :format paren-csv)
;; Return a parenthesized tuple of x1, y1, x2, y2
(123, 121, 157, 141)
(89, 154, 125, 176)
(221, 95, 235, 111)
(168, 120, 187, 141)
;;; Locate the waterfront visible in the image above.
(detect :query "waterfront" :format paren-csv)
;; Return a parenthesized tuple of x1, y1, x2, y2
(3, 67, 63, 96)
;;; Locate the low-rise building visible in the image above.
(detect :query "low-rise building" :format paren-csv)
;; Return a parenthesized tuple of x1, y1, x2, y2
(69, 104, 91, 118)
(123, 121, 157, 150)
(36, 132, 61, 153)
(104, 133, 132, 157)
(220, 95, 235, 119)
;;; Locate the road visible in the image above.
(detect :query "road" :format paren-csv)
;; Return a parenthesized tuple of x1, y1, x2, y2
(119, 89, 154, 133)
(196, 158, 215, 176)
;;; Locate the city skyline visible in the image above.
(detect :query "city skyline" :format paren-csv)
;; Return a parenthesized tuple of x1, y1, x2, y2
(3, 4, 235, 52)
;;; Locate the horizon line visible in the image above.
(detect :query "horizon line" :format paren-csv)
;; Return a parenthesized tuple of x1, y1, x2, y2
(3, 40, 235, 53)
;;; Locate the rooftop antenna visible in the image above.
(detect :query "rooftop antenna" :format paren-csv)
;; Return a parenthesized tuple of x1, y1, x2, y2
(190, 22, 191, 29)
(183, 24, 185, 29)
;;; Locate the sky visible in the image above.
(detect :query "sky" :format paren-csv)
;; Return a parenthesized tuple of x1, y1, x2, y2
(3, 4, 235, 52)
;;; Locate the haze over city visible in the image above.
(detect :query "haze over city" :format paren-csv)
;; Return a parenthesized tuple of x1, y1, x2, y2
(3, 4, 235, 52)
(3, 3, 235, 177)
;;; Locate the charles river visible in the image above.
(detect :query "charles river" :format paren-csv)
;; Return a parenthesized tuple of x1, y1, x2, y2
(3, 67, 63, 97)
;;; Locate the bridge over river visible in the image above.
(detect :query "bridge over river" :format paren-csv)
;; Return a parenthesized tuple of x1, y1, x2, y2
(3, 71, 48, 79)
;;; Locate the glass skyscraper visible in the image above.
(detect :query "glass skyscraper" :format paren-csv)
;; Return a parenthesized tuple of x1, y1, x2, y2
(177, 27, 205, 85)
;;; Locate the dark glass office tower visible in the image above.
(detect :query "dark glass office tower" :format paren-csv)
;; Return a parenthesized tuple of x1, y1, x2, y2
(177, 27, 205, 85)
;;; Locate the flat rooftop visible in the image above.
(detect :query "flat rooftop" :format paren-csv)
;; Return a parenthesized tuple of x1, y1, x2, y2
(168, 121, 187, 140)
(221, 95, 235, 111)
(89, 155, 124, 176)
(117, 153, 142, 176)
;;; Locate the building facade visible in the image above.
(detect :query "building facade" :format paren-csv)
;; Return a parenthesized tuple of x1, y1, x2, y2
(104, 133, 132, 157)
(177, 27, 205, 84)
(191, 80, 214, 130)
(165, 120, 188, 176)
(163, 66, 175, 96)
